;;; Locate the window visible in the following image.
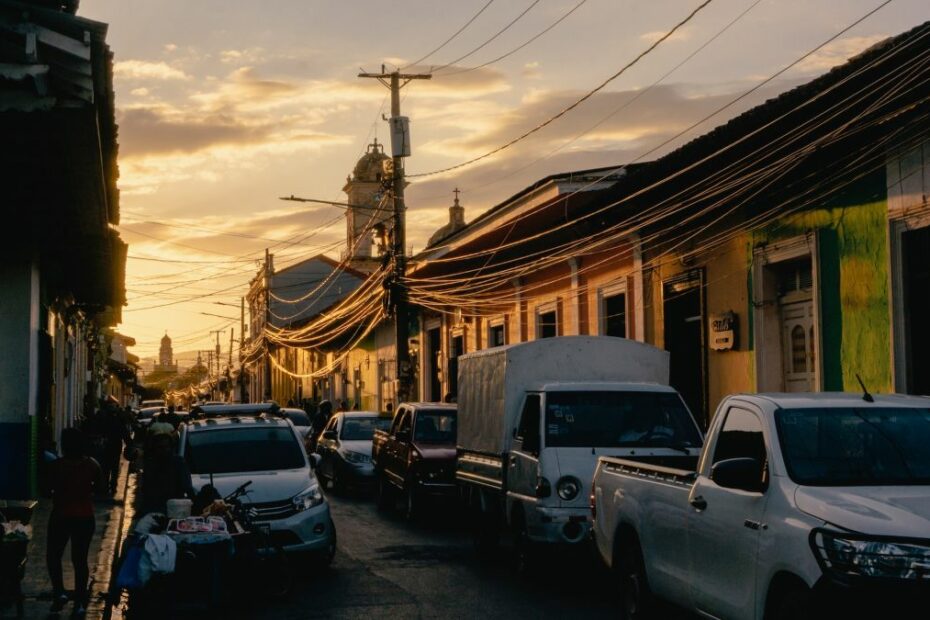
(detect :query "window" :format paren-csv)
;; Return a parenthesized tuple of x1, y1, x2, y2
(413, 409, 456, 443)
(397, 410, 413, 434)
(713, 407, 766, 467)
(603, 292, 627, 337)
(341, 416, 391, 440)
(537, 305, 558, 339)
(775, 407, 930, 486)
(516, 395, 541, 453)
(391, 408, 408, 434)
(186, 427, 305, 474)
(544, 391, 702, 448)
(489, 322, 506, 347)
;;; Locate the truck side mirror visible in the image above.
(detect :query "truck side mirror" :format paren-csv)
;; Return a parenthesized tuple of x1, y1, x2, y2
(711, 457, 765, 493)
(396, 430, 411, 443)
(522, 427, 540, 456)
(322, 430, 337, 441)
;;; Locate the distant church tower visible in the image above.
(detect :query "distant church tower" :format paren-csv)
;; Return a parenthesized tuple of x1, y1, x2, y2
(343, 139, 395, 273)
(427, 188, 467, 247)
(155, 333, 178, 373)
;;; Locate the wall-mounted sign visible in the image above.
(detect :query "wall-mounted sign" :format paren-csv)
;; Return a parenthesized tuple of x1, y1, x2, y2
(710, 311, 738, 351)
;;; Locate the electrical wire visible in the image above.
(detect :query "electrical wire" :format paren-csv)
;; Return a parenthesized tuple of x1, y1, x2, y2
(409, 0, 717, 178)
(401, 0, 497, 69)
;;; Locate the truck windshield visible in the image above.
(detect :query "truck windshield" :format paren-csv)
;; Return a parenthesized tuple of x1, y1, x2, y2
(775, 407, 930, 486)
(185, 427, 306, 474)
(544, 391, 701, 448)
(414, 410, 456, 443)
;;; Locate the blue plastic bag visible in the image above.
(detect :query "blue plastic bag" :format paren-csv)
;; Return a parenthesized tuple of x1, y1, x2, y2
(115, 537, 145, 590)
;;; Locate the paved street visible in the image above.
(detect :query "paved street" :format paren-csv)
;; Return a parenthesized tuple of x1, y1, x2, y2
(252, 492, 618, 619)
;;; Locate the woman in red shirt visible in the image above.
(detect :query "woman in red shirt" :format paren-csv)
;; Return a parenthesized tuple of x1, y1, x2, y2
(47, 427, 102, 617)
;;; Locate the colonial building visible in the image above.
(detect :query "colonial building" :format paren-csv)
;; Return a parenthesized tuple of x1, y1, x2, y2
(0, 0, 126, 496)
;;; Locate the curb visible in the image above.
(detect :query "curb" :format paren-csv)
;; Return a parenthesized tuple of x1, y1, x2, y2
(86, 460, 131, 620)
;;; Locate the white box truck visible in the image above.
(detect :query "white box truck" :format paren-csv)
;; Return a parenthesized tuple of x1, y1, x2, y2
(455, 336, 703, 558)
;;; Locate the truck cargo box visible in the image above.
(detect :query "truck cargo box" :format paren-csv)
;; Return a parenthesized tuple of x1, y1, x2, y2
(456, 336, 669, 455)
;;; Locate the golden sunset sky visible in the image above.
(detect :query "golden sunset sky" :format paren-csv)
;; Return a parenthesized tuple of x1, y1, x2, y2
(79, 0, 928, 359)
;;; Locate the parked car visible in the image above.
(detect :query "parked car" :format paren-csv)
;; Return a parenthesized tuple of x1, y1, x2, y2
(140, 399, 166, 409)
(315, 411, 391, 492)
(372, 403, 457, 519)
(591, 392, 930, 620)
(280, 408, 313, 439)
(178, 415, 336, 567)
(136, 406, 166, 429)
(456, 336, 696, 557)
(189, 402, 279, 420)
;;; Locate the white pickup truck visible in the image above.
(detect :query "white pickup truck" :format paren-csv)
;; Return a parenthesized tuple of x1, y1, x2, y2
(591, 392, 930, 620)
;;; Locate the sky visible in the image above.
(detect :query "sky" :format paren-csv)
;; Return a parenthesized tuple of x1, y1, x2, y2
(78, 0, 930, 358)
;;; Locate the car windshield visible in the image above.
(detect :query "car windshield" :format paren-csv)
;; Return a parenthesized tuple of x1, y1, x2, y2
(341, 417, 391, 440)
(414, 410, 456, 443)
(284, 411, 311, 427)
(185, 427, 305, 474)
(775, 407, 930, 486)
(544, 391, 702, 448)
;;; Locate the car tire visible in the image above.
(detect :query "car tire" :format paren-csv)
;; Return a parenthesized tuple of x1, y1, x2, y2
(769, 584, 814, 620)
(618, 537, 653, 620)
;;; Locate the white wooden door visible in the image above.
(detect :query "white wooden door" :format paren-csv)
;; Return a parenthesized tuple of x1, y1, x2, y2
(781, 300, 816, 391)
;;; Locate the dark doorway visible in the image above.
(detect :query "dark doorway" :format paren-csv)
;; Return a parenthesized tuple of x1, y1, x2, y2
(449, 335, 464, 399)
(903, 226, 930, 395)
(663, 271, 707, 427)
(427, 327, 442, 402)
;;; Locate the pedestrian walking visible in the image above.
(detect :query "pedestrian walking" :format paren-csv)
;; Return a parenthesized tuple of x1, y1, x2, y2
(307, 400, 333, 452)
(139, 433, 194, 516)
(47, 427, 103, 617)
(100, 403, 129, 495)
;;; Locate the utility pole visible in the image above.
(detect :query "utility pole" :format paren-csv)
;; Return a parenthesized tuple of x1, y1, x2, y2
(210, 329, 225, 380)
(358, 66, 430, 403)
(263, 249, 273, 402)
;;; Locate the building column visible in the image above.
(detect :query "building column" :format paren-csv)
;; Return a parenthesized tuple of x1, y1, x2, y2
(568, 258, 581, 336)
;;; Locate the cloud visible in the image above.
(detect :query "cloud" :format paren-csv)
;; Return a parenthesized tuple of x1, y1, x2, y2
(164, 43, 178, 53)
(795, 34, 888, 74)
(639, 28, 691, 45)
(114, 60, 191, 81)
(523, 61, 541, 80)
(130, 87, 150, 97)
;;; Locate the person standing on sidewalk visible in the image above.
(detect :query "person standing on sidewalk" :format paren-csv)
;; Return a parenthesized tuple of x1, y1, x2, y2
(47, 427, 103, 617)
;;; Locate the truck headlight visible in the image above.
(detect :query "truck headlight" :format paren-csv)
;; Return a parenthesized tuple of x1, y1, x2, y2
(556, 476, 581, 501)
(293, 485, 324, 511)
(811, 529, 930, 581)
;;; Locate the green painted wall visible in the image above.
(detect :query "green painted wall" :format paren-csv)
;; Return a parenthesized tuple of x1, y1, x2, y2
(752, 174, 891, 392)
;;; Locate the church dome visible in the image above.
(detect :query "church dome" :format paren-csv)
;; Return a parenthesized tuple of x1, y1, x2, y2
(352, 139, 390, 182)
(161, 333, 171, 344)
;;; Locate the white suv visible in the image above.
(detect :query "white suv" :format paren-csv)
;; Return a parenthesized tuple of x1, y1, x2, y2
(178, 415, 336, 566)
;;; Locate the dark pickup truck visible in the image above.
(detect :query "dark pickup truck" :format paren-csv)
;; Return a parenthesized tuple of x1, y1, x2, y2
(371, 402, 457, 519)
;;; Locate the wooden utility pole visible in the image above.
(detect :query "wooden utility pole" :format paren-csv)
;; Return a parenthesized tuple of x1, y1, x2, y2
(263, 249, 273, 402)
(358, 66, 430, 404)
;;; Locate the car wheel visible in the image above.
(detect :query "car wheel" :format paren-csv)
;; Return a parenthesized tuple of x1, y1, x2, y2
(770, 584, 814, 620)
(618, 538, 653, 620)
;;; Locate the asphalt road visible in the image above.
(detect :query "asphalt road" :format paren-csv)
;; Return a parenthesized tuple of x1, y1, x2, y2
(252, 491, 621, 619)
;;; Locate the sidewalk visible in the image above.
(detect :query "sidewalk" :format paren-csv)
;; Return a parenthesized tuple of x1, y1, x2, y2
(2, 459, 131, 620)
